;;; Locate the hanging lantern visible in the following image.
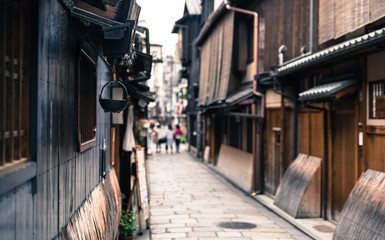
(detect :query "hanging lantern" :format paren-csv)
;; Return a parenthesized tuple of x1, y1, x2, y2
(99, 79, 129, 113)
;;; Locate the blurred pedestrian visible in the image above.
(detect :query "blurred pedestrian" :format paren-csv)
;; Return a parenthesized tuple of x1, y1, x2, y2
(174, 124, 183, 153)
(152, 124, 160, 153)
(166, 125, 174, 153)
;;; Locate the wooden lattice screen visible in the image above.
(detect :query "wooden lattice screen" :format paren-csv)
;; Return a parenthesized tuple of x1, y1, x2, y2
(1, 0, 31, 166)
(77, 50, 97, 152)
(369, 79, 385, 119)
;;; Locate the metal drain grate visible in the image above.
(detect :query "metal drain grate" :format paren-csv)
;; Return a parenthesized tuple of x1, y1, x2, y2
(218, 221, 257, 229)
(313, 225, 334, 233)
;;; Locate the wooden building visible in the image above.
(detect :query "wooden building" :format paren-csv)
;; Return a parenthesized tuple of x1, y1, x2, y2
(194, 0, 314, 194)
(272, 0, 385, 223)
(0, 0, 147, 239)
(172, 0, 202, 157)
(250, 0, 318, 196)
(195, 1, 263, 193)
(195, 0, 385, 231)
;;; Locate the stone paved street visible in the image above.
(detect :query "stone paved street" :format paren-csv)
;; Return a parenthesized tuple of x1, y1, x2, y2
(145, 148, 313, 240)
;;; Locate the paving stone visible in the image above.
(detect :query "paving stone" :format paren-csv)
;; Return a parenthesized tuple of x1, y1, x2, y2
(192, 226, 223, 232)
(145, 151, 312, 240)
(187, 231, 217, 237)
(166, 227, 192, 233)
(217, 231, 243, 237)
(150, 228, 166, 234)
(171, 218, 198, 224)
(151, 233, 186, 239)
(150, 223, 185, 228)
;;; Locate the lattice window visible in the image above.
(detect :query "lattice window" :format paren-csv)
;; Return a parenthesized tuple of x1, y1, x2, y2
(1, 0, 31, 167)
(369, 79, 385, 119)
(77, 50, 97, 152)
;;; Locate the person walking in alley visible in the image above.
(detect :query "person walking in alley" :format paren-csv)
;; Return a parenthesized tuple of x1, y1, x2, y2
(165, 125, 174, 153)
(151, 124, 160, 153)
(173, 124, 183, 153)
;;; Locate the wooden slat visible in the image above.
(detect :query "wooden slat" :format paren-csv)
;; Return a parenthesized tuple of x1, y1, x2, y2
(15, 183, 34, 239)
(0, 190, 17, 239)
(9, 1, 16, 164)
(21, 10, 29, 159)
(1, 1, 6, 165)
(198, 39, 209, 105)
(57, 169, 121, 239)
(318, 0, 335, 44)
(370, 0, 385, 22)
(218, 11, 234, 101)
(17, 7, 23, 161)
(333, 169, 385, 239)
(216, 144, 254, 192)
(331, 103, 357, 220)
(274, 153, 322, 218)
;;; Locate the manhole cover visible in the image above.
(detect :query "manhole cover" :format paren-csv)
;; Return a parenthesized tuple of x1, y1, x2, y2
(313, 225, 334, 233)
(218, 221, 257, 229)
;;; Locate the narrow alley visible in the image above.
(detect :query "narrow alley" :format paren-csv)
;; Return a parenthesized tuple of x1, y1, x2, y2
(144, 148, 312, 240)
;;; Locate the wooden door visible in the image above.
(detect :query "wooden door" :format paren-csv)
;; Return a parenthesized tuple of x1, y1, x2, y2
(331, 99, 357, 221)
(264, 109, 281, 195)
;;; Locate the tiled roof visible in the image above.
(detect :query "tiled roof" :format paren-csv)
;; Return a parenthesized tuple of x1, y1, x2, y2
(225, 86, 253, 105)
(278, 27, 385, 75)
(298, 79, 358, 101)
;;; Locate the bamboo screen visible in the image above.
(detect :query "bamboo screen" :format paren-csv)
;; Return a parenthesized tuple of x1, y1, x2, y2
(319, 0, 384, 44)
(0, 0, 31, 166)
(198, 11, 234, 106)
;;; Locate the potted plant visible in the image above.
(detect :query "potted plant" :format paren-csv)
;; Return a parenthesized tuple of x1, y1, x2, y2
(119, 210, 138, 240)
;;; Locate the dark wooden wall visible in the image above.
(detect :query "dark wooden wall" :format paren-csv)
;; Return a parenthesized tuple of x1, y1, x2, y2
(0, 1, 112, 239)
(258, 0, 318, 70)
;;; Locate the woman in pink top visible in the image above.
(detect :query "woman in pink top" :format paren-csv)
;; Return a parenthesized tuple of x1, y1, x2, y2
(174, 124, 183, 153)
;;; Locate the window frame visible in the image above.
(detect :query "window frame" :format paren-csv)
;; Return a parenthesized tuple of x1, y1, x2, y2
(1, 0, 31, 167)
(367, 78, 385, 126)
(368, 79, 385, 120)
(0, 0, 37, 196)
(77, 49, 97, 152)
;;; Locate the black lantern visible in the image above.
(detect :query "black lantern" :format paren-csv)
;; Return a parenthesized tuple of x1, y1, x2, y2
(99, 80, 129, 113)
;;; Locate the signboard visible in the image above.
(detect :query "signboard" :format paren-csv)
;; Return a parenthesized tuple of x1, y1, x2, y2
(135, 147, 149, 227)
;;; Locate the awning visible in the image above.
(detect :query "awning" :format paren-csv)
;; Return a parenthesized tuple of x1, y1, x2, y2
(70, 7, 120, 27)
(69, 0, 140, 25)
(278, 27, 385, 76)
(298, 79, 359, 101)
(225, 86, 254, 105)
(67, 1, 140, 62)
(125, 83, 154, 103)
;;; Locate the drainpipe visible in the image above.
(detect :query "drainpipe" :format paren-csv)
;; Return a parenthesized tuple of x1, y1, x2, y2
(302, 103, 328, 220)
(309, 0, 314, 53)
(225, 4, 265, 118)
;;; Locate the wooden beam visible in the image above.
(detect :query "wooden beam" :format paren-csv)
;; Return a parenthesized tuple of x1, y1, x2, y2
(10, 3, 16, 163)
(18, 7, 23, 160)
(1, 0, 6, 165)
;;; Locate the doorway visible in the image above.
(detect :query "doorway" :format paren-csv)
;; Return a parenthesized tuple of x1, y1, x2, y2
(331, 98, 358, 221)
